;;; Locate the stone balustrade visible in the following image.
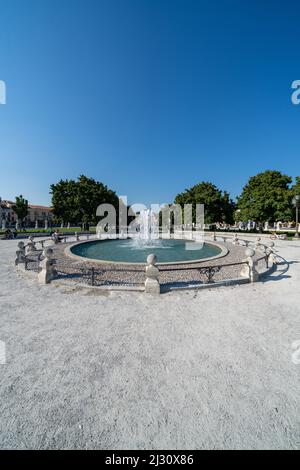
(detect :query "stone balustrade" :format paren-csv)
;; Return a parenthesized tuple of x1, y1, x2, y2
(15, 234, 278, 291)
(240, 248, 259, 282)
(38, 248, 57, 284)
(145, 254, 160, 294)
(26, 235, 36, 254)
(266, 241, 277, 266)
(15, 241, 25, 266)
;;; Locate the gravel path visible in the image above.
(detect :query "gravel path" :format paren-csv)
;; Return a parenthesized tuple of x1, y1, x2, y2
(0, 238, 299, 449)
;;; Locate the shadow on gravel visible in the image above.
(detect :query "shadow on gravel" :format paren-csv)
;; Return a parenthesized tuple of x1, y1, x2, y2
(262, 255, 297, 283)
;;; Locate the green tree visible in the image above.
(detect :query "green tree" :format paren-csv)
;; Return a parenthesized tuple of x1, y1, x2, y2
(237, 170, 293, 223)
(221, 191, 236, 225)
(50, 175, 119, 228)
(292, 176, 300, 196)
(12, 195, 29, 226)
(50, 179, 77, 225)
(174, 182, 235, 224)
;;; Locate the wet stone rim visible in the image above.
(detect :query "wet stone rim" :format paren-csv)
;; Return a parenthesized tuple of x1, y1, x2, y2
(64, 238, 229, 266)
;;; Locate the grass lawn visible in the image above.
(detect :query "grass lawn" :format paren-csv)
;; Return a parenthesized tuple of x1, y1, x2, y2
(0, 227, 97, 235)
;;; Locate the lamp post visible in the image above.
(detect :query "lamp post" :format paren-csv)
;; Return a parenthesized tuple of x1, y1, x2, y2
(292, 195, 300, 239)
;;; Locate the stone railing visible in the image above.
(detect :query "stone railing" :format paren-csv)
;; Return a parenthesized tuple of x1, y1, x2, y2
(15, 234, 278, 293)
(144, 236, 278, 294)
(15, 233, 97, 269)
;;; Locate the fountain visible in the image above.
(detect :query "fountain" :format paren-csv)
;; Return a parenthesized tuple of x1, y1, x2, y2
(71, 208, 224, 264)
(129, 209, 159, 247)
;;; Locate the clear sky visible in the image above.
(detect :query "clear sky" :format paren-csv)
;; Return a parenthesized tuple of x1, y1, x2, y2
(0, 0, 299, 206)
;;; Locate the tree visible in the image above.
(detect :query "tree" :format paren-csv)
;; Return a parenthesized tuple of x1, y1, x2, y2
(12, 195, 28, 226)
(50, 179, 78, 225)
(237, 170, 293, 223)
(292, 176, 300, 196)
(50, 175, 119, 227)
(174, 182, 235, 224)
(221, 191, 236, 225)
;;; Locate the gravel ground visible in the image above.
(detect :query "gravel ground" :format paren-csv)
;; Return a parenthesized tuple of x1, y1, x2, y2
(0, 238, 299, 449)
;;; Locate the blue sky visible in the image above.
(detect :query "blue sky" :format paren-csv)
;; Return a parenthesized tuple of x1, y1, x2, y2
(0, 0, 299, 206)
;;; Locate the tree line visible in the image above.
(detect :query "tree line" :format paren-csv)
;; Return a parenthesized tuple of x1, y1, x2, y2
(175, 171, 300, 225)
(10, 170, 300, 228)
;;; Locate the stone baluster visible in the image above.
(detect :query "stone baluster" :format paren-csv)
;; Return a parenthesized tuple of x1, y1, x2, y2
(255, 236, 266, 253)
(240, 248, 259, 282)
(145, 254, 160, 294)
(15, 241, 25, 266)
(267, 241, 277, 266)
(38, 247, 57, 284)
(232, 233, 239, 245)
(26, 235, 36, 254)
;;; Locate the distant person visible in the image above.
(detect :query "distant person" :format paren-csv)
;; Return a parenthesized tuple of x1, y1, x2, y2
(4, 229, 13, 239)
(52, 230, 59, 244)
(52, 229, 62, 244)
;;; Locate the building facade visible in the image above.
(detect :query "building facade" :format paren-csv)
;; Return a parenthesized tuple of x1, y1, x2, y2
(0, 198, 53, 229)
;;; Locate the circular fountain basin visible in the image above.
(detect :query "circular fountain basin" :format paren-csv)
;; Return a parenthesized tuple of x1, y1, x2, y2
(67, 238, 227, 265)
